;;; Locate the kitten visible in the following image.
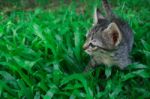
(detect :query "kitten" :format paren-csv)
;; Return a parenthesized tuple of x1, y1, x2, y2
(83, 0, 134, 71)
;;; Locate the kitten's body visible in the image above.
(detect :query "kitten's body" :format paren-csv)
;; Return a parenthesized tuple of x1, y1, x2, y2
(83, 0, 134, 71)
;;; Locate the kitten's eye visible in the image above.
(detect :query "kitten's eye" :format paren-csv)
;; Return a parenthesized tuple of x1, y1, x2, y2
(89, 43, 95, 48)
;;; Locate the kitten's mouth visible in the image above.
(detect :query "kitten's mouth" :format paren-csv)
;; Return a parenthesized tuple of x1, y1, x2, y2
(84, 47, 99, 55)
(83, 45, 98, 51)
(83, 44, 98, 51)
(84, 46, 113, 55)
(85, 49, 92, 55)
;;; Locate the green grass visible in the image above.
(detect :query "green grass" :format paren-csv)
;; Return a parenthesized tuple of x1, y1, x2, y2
(0, 0, 150, 98)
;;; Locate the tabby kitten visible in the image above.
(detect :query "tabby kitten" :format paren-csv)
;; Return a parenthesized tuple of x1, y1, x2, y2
(83, 0, 134, 71)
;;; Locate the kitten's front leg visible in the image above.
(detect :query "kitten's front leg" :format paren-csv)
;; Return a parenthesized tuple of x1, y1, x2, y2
(84, 58, 98, 72)
(117, 58, 131, 70)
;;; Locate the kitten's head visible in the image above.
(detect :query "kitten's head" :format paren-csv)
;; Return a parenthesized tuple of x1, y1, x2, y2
(83, 8, 122, 55)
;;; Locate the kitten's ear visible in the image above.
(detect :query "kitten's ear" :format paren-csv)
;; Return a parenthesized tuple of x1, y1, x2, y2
(93, 8, 104, 24)
(103, 22, 122, 46)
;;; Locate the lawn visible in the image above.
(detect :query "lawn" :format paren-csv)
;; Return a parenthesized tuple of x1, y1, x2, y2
(0, 0, 150, 98)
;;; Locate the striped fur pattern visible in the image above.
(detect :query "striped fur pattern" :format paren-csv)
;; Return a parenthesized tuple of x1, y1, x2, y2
(83, 0, 134, 71)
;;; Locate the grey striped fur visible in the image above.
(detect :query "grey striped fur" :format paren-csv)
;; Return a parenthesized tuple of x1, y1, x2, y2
(83, 0, 134, 71)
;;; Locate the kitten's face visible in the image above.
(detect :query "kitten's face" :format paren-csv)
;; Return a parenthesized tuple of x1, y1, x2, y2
(83, 9, 122, 55)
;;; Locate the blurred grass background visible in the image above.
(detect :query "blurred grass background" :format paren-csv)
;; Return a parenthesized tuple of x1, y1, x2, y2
(0, 0, 150, 98)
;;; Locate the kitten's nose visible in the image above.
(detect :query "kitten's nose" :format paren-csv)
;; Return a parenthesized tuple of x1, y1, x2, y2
(83, 44, 89, 50)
